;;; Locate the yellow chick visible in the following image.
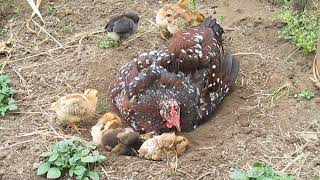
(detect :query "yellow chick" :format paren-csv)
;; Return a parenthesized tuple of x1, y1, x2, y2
(51, 89, 98, 133)
(91, 112, 122, 145)
(138, 133, 189, 161)
(156, 0, 205, 39)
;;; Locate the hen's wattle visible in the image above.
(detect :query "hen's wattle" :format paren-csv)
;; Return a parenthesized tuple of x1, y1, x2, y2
(110, 16, 239, 134)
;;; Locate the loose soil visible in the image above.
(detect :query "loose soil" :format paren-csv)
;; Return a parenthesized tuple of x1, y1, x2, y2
(0, 0, 319, 179)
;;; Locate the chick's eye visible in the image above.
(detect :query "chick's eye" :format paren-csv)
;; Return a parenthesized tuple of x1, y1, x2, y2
(166, 14, 172, 17)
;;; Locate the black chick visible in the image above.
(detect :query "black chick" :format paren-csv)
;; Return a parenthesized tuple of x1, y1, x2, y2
(105, 13, 140, 42)
(101, 128, 142, 156)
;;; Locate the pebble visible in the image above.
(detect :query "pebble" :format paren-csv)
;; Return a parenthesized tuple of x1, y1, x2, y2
(242, 127, 252, 134)
(285, 136, 299, 144)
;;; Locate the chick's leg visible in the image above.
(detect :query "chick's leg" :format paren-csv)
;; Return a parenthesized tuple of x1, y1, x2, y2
(68, 122, 81, 134)
(160, 29, 170, 40)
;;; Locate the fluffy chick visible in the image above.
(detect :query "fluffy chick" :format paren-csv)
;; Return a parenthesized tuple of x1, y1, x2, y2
(156, 0, 205, 39)
(138, 133, 189, 161)
(50, 89, 98, 133)
(105, 13, 140, 43)
(91, 112, 122, 145)
(102, 128, 142, 156)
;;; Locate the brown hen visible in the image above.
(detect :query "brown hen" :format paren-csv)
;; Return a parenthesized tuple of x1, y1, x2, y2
(110, 16, 239, 134)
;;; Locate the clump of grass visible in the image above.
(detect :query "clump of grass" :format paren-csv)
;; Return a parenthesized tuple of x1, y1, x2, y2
(48, 4, 56, 15)
(276, 6, 320, 54)
(177, 17, 187, 31)
(217, 15, 225, 23)
(187, 0, 198, 10)
(98, 37, 117, 49)
(298, 90, 315, 100)
(0, 74, 17, 116)
(230, 161, 294, 180)
(37, 139, 106, 179)
(97, 102, 108, 114)
(63, 26, 73, 33)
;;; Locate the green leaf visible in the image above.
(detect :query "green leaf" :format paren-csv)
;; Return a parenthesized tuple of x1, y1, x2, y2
(7, 99, 17, 110)
(37, 162, 51, 175)
(87, 171, 100, 180)
(46, 167, 61, 179)
(48, 153, 59, 162)
(81, 149, 90, 156)
(81, 155, 96, 163)
(97, 155, 107, 162)
(69, 168, 74, 177)
(253, 161, 266, 168)
(247, 167, 265, 178)
(230, 170, 249, 180)
(40, 151, 52, 157)
(74, 165, 86, 176)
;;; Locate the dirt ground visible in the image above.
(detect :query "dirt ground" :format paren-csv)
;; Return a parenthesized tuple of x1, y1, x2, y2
(0, 0, 319, 179)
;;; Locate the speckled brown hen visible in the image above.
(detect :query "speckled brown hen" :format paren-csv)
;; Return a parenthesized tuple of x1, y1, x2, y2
(110, 16, 239, 134)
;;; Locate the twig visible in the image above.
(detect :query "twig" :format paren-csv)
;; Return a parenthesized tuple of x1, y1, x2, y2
(100, 164, 111, 180)
(284, 48, 299, 63)
(297, 153, 310, 178)
(48, 125, 64, 139)
(31, 20, 64, 47)
(177, 169, 194, 179)
(11, 111, 44, 114)
(232, 52, 265, 59)
(196, 172, 213, 180)
(5, 45, 77, 64)
(123, 30, 154, 45)
(0, 139, 33, 150)
(281, 153, 305, 172)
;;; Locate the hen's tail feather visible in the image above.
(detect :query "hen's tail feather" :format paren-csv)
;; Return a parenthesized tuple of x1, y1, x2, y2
(201, 16, 224, 38)
(221, 53, 239, 87)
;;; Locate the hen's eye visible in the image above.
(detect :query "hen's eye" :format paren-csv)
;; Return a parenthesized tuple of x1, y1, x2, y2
(166, 14, 172, 17)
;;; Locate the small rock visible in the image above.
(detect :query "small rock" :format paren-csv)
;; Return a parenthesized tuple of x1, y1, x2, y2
(246, 22, 254, 27)
(253, 129, 267, 138)
(285, 137, 299, 144)
(306, 144, 316, 151)
(243, 127, 252, 134)
(239, 119, 250, 127)
(312, 159, 320, 167)
(33, 162, 40, 170)
(217, 139, 224, 145)
(299, 133, 318, 142)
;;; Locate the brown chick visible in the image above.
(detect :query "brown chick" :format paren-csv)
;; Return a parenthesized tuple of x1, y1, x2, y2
(156, 0, 205, 39)
(138, 133, 189, 161)
(91, 112, 122, 145)
(102, 128, 142, 156)
(50, 89, 98, 133)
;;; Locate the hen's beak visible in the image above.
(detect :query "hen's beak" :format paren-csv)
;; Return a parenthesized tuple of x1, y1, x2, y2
(175, 122, 181, 132)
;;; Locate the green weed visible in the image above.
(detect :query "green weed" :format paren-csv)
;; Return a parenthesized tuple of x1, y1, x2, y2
(98, 37, 117, 49)
(187, 0, 198, 10)
(0, 74, 17, 116)
(177, 17, 187, 31)
(63, 26, 73, 33)
(230, 161, 295, 180)
(276, 8, 320, 54)
(37, 139, 106, 180)
(298, 90, 315, 100)
(217, 16, 225, 23)
(48, 4, 56, 15)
